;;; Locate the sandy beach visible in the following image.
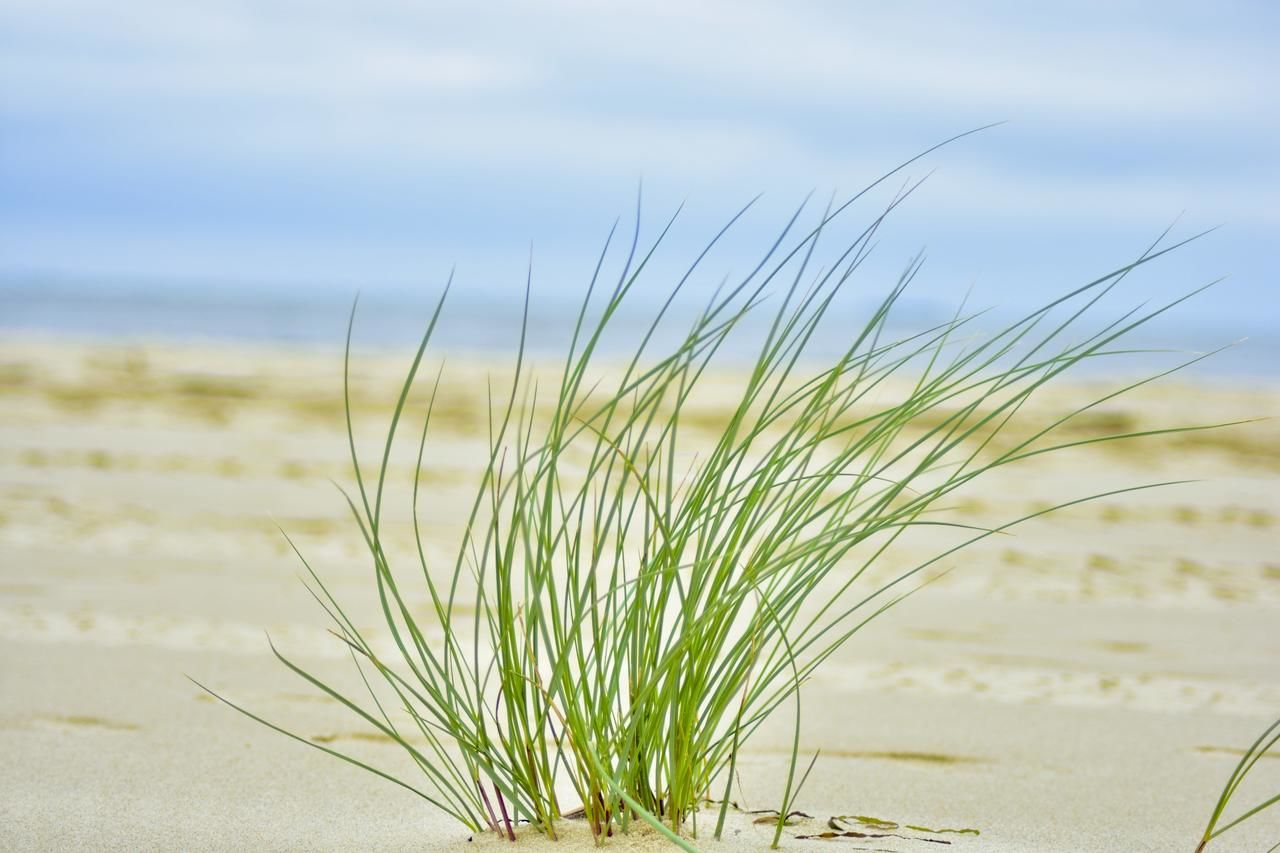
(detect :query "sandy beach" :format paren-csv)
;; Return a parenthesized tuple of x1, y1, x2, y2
(1, 335, 1277, 852)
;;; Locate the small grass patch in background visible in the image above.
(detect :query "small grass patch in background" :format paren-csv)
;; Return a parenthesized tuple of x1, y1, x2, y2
(197, 135, 1236, 850)
(1197, 713, 1280, 852)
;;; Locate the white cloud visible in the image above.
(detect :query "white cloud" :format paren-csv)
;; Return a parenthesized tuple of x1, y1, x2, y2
(3, 0, 1274, 123)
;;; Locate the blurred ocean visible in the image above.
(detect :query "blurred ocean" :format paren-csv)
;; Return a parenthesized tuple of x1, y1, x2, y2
(1, 276, 1273, 383)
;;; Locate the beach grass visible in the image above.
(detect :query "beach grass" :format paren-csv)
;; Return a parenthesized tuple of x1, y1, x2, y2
(195, 137, 1234, 849)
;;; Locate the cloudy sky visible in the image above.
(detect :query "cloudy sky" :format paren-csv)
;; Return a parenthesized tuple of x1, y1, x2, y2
(1, 1, 1276, 334)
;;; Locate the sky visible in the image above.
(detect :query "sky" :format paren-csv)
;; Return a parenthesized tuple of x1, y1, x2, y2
(1, 1, 1277, 343)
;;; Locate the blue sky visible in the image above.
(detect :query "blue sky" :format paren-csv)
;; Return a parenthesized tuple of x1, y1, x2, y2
(1, 1, 1276, 337)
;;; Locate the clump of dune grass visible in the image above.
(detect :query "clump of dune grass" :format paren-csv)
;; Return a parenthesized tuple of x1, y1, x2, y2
(198, 134, 1231, 850)
(1197, 713, 1280, 852)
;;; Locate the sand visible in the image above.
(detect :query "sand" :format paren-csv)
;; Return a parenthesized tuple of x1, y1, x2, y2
(0, 335, 1277, 852)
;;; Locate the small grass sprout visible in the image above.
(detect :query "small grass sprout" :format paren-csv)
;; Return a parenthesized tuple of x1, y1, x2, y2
(1197, 712, 1280, 852)
(197, 134, 1233, 850)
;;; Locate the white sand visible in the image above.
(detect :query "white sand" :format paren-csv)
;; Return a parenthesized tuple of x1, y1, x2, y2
(1, 336, 1277, 851)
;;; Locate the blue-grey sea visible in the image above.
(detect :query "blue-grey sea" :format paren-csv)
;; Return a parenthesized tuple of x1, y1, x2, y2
(1, 277, 1274, 383)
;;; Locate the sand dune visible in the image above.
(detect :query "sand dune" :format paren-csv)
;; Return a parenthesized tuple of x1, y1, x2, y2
(1, 336, 1277, 851)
